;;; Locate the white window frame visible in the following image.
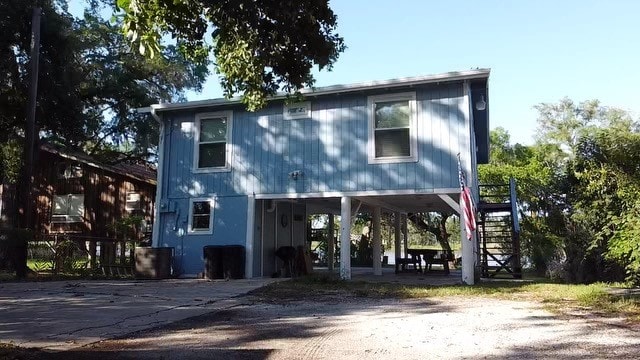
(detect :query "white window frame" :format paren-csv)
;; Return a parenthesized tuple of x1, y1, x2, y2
(193, 111, 233, 173)
(367, 92, 418, 164)
(188, 197, 215, 234)
(125, 192, 141, 212)
(51, 194, 84, 223)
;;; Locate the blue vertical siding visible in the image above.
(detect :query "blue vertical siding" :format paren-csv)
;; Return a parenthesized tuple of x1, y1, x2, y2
(159, 195, 248, 275)
(164, 82, 467, 198)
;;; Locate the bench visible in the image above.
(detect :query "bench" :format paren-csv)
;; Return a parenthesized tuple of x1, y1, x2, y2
(406, 249, 452, 275)
(422, 252, 450, 275)
(395, 257, 419, 273)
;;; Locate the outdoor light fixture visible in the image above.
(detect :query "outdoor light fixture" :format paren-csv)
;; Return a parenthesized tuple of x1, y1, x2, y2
(475, 95, 487, 111)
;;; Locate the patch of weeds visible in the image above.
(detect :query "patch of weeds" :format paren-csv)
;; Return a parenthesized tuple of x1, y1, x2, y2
(250, 274, 640, 325)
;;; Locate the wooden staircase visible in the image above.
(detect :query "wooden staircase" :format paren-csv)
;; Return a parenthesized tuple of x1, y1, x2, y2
(477, 178, 522, 279)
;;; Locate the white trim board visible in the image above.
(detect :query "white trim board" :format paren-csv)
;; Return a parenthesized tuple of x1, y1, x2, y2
(438, 194, 461, 214)
(253, 188, 461, 200)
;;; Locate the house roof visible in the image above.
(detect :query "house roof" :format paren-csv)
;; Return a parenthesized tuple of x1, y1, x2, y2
(40, 144, 157, 185)
(148, 68, 490, 113)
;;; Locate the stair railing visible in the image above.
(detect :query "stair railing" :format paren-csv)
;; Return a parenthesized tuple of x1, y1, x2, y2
(508, 177, 522, 278)
(509, 177, 520, 234)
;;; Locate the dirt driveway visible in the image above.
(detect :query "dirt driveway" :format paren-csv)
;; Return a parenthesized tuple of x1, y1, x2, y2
(66, 294, 639, 359)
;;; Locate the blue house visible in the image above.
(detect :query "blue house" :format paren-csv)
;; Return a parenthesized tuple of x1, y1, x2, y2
(147, 69, 492, 284)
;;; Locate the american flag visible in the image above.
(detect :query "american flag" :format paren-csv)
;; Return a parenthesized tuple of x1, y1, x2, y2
(458, 155, 476, 240)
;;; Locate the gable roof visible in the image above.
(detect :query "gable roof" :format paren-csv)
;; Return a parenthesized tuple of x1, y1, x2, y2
(148, 68, 490, 113)
(40, 144, 157, 185)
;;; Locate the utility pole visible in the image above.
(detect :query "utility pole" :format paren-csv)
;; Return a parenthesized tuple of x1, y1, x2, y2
(24, 7, 41, 231)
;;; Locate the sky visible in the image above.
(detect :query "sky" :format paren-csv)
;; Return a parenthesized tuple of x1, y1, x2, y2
(71, 0, 640, 145)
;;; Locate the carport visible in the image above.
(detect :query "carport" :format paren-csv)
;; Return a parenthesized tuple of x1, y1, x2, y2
(248, 190, 476, 284)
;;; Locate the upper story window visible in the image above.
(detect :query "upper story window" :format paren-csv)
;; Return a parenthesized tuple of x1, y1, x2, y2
(194, 111, 233, 172)
(57, 162, 83, 179)
(188, 198, 215, 234)
(367, 92, 418, 164)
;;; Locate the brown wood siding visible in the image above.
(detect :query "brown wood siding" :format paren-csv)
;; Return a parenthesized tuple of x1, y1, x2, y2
(29, 150, 155, 239)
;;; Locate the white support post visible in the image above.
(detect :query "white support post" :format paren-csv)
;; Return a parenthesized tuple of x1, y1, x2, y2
(461, 199, 476, 285)
(372, 206, 382, 276)
(245, 195, 255, 279)
(461, 80, 478, 285)
(328, 214, 335, 271)
(339, 196, 351, 280)
(402, 214, 408, 257)
(394, 212, 401, 265)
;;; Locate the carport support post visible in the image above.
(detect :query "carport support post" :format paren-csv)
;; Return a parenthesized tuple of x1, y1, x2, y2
(328, 214, 335, 271)
(372, 206, 382, 276)
(339, 196, 351, 280)
(394, 212, 401, 264)
(461, 203, 476, 285)
(245, 194, 255, 279)
(402, 214, 408, 257)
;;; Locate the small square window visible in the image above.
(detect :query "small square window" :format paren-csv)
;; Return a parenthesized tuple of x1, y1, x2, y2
(283, 101, 311, 120)
(189, 198, 214, 234)
(126, 193, 141, 211)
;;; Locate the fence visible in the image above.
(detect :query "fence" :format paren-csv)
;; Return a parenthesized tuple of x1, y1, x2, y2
(28, 234, 147, 276)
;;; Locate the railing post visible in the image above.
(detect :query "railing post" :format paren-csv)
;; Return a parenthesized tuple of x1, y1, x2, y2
(509, 177, 522, 278)
(89, 240, 97, 269)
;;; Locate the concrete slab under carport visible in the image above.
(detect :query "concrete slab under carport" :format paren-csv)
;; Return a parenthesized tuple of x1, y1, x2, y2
(0, 278, 282, 351)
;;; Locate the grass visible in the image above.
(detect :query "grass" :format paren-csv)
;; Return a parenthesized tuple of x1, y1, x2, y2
(250, 273, 640, 323)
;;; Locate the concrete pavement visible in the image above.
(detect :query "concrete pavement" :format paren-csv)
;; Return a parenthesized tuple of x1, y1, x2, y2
(0, 278, 280, 350)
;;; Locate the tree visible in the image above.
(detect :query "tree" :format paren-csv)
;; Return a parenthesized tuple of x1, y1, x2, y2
(570, 124, 640, 283)
(532, 99, 640, 283)
(117, 0, 346, 110)
(408, 213, 454, 255)
(0, 0, 208, 176)
(1, 0, 208, 229)
(74, 5, 208, 162)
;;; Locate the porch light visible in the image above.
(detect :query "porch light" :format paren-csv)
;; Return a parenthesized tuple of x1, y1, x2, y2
(475, 95, 486, 111)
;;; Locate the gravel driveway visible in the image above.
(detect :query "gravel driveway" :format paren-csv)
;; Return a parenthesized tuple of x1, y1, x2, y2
(73, 295, 639, 359)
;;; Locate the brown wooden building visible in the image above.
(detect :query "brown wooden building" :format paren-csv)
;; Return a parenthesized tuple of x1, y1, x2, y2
(0, 144, 156, 240)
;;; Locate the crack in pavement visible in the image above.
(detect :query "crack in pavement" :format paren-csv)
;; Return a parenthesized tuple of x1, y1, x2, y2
(47, 296, 249, 338)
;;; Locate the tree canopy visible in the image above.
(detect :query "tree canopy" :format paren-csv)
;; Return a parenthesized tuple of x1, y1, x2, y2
(116, 0, 346, 110)
(0, 0, 208, 182)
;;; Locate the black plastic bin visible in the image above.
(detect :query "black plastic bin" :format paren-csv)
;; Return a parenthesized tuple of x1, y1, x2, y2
(203, 245, 224, 279)
(134, 247, 174, 279)
(222, 245, 245, 279)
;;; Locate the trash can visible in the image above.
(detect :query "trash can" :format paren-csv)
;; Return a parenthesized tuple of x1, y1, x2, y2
(222, 245, 245, 279)
(135, 247, 173, 279)
(203, 245, 224, 279)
